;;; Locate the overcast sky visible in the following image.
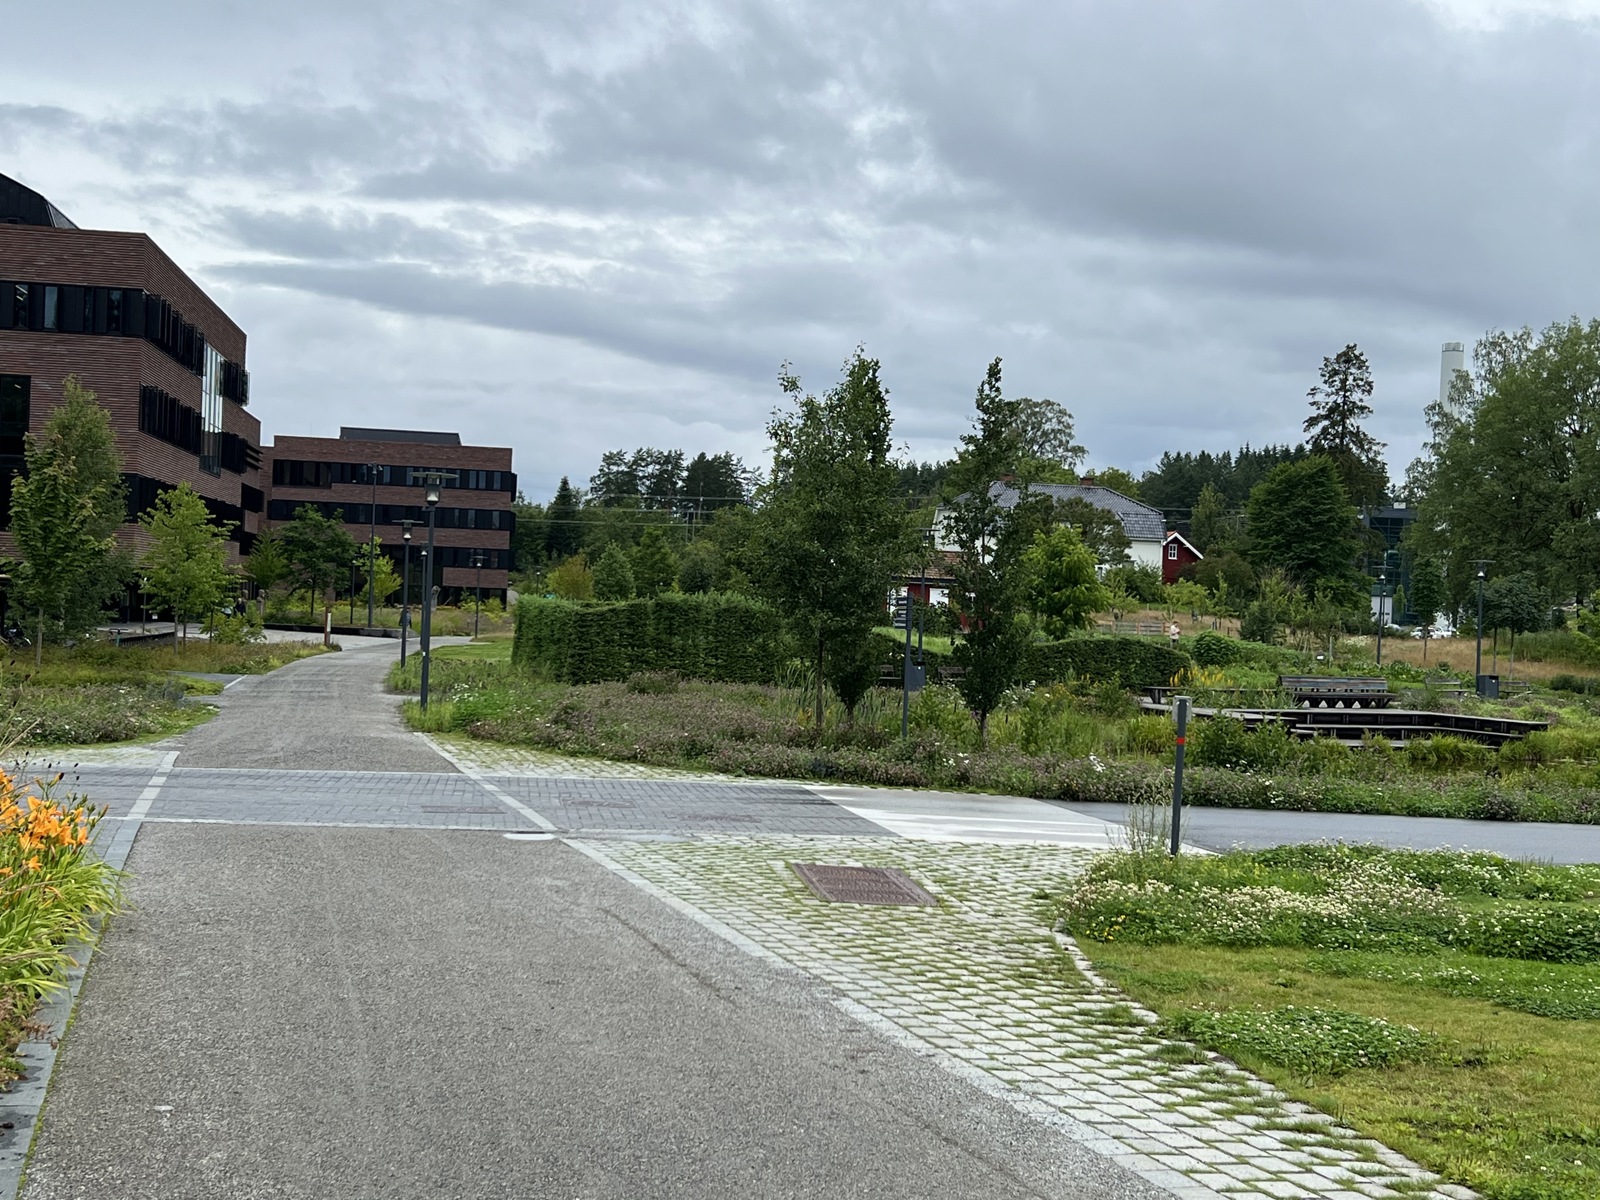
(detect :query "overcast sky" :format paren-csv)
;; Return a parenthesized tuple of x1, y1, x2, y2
(6, 0, 1600, 500)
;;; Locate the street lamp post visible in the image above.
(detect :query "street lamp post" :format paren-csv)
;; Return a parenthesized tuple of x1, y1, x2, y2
(367, 462, 379, 630)
(1375, 571, 1387, 666)
(472, 550, 484, 639)
(399, 519, 414, 666)
(417, 472, 458, 712)
(1475, 567, 1487, 690)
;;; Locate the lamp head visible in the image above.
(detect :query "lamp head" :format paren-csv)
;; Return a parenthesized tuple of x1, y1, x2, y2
(1478, 568, 1486, 581)
(425, 484, 441, 506)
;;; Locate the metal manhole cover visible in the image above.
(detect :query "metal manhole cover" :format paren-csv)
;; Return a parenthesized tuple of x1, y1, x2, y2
(420, 806, 505, 814)
(791, 864, 936, 906)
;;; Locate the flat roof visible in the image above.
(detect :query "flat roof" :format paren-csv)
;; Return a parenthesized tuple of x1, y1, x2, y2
(339, 427, 461, 446)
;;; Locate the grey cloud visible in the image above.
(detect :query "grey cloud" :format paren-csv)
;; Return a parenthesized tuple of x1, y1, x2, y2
(8, 0, 1599, 489)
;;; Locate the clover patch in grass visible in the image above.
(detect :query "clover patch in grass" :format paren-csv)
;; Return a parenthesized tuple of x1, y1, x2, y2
(1164, 1005, 1444, 1080)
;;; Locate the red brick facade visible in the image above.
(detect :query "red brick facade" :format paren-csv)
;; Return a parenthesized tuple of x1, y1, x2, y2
(263, 433, 513, 598)
(0, 225, 262, 562)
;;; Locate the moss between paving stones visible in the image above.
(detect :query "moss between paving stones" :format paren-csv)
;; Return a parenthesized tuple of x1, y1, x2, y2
(594, 836, 1464, 1200)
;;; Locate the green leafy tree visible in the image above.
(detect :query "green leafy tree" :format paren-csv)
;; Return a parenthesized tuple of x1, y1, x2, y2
(139, 483, 235, 653)
(1194, 550, 1256, 601)
(546, 552, 594, 600)
(1390, 584, 1407, 628)
(630, 526, 679, 597)
(510, 492, 547, 572)
(752, 348, 911, 726)
(1088, 467, 1140, 498)
(1052, 496, 1131, 565)
(1188, 482, 1228, 554)
(244, 528, 290, 614)
(358, 537, 400, 606)
(9, 377, 127, 663)
(1410, 321, 1600, 609)
(1408, 558, 1448, 662)
(544, 477, 582, 559)
(1011, 396, 1086, 480)
(1246, 457, 1362, 603)
(675, 540, 719, 594)
(280, 505, 358, 621)
(1484, 571, 1550, 677)
(1022, 525, 1108, 637)
(1102, 562, 1164, 605)
(1304, 344, 1388, 508)
(593, 542, 636, 601)
(945, 358, 1049, 745)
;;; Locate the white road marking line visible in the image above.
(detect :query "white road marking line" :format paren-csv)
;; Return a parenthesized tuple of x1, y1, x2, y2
(135, 816, 538, 832)
(422, 736, 559, 831)
(125, 750, 180, 823)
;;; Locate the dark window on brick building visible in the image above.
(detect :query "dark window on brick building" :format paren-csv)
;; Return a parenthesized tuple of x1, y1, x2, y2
(139, 386, 203, 455)
(0, 375, 28, 458)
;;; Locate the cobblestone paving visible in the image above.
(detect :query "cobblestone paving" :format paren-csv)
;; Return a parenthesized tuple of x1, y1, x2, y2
(426, 735, 747, 781)
(595, 835, 1475, 1200)
(11, 745, 179, 770)
(490, 776, 886, 837)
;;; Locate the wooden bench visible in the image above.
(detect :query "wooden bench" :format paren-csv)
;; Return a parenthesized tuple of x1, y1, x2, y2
(1278, 675, 1395, 709)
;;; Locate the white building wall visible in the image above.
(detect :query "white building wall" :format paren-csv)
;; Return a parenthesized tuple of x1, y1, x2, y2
(1128, 538, 1164, 570)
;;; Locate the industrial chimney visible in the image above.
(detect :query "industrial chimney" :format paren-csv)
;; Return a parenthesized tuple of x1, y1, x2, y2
(1439, 342, 1465, 405)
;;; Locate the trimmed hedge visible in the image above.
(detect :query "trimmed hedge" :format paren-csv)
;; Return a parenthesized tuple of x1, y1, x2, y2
(1024, 636, 1190, 689)
(514, 593, 787, 684)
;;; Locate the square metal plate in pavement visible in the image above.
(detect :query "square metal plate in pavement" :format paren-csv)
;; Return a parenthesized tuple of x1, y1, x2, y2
(791, 863, 937, 906)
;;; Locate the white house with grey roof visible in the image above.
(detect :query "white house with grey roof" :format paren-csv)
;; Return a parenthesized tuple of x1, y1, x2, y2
(934, 481, 1168, 570)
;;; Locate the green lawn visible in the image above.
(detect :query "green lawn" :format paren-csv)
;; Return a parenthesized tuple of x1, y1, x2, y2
(1061, 846, 1600, 1200)
(432, 641, 514, 663)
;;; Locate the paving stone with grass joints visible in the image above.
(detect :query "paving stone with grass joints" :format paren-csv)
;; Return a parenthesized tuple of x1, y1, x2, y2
(593, 835, 1476, 1200)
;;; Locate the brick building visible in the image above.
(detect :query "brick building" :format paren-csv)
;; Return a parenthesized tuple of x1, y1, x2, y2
(0, 172, 263, 566)
(263, 429, 514, 602)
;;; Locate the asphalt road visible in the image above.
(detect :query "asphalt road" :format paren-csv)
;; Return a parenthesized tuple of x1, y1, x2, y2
(1054, 800, 1600, 863)
(176, 643, 456, 773)
(21, 826, 1163, 1200)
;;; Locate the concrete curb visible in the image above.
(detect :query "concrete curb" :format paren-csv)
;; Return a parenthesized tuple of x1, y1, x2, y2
(0, 751, 176, 1198)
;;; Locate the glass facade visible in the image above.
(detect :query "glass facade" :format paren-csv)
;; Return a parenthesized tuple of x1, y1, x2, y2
(199, 345, 223, 476)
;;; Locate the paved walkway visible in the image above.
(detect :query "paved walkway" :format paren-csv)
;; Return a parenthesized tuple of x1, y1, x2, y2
(6, 647, 1506, 1198)
(175, 642, 456, 772)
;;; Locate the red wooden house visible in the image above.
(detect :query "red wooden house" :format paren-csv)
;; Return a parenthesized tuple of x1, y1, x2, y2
(1161, 531, 1202, 584)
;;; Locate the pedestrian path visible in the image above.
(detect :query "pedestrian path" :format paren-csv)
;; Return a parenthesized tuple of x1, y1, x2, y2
(592, 835, 1473, 1200)
(813, 785, 1129, 849)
